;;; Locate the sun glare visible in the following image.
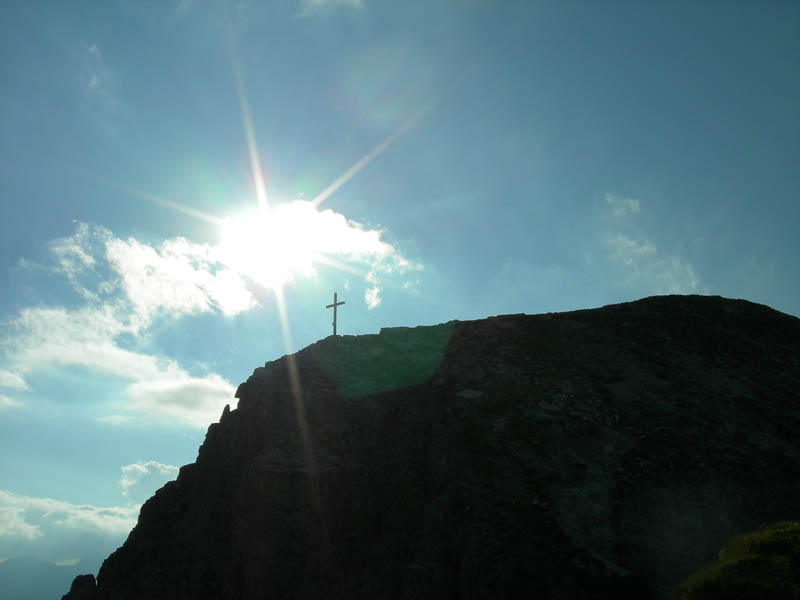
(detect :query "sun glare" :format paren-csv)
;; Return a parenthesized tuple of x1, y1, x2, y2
(219, 204, 311, 288)
(218, 200, 362, 289)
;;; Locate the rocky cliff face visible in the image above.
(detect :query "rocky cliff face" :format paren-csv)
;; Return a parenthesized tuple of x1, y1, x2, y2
(64, 295, 800, 599)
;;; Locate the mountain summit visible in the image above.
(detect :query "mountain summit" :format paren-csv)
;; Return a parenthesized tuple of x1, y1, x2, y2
(63, 295, 800, 599)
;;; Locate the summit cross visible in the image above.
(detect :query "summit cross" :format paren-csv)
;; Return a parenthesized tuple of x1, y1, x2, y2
(325, 292, 345, 336)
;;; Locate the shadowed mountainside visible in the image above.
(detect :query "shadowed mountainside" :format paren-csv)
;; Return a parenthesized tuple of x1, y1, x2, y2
(64, 295, 800, 599)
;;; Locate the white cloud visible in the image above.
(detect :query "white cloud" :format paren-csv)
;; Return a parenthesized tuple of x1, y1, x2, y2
(2, 304, 234, 427)
(607, 233, 657, 268)
(216, 201, 414, 296)
(67, 207, 413, 317)
(6, 305, 168, 381)
(0, 395, 22, 411)
(606, 233, 701, 293)
(97, 202, 413, 321)
(48, 222, 107, 301)
(120, 461, 179, 504)
(0, 498, 41, 540)
(0, 490, 138, 541)
(50, 222, 96, 272)
(126, 374, 235, 428)
(0, 369, 28, 391)
(604, 196, 704, 295)
(105, 234, 255, 320)
(1, 210, 417, 425)
(655, 256, 702, 293)
(364, 286, 381, 309)
(605, 193, 641, 217)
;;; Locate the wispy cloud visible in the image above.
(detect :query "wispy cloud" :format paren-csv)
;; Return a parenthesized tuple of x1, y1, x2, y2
(0, 395, 22, 411)
(605, 193, 641, 218)
(356, 246, 421, 310)
(607, 233, 657, 268)
(0, 490, 137, 541)
(48, 222, 103, 301)
(0, 369, 28, 391)
(76, 41, 127, 136)
(606, 232, 701, 292)
(120, 461, 179, 504)
(604, 195, 704, 294)
(82, 43, 111, 95)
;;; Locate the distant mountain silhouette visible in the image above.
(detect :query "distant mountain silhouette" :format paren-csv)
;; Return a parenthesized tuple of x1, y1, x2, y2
(0, 557, 100, 600)
(63, 295, 800, 599)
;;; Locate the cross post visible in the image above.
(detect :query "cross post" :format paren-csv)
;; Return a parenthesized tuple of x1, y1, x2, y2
(325, 292, 345, 336)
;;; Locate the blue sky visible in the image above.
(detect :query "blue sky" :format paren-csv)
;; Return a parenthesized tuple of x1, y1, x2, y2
(1, 0, 798, 570)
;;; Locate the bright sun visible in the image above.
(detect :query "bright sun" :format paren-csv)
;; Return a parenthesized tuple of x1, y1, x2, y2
(218, 203, 316, 288)
(217, 200, 371, 289)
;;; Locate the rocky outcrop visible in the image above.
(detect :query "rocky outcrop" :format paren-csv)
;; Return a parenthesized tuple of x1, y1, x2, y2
(64, 295, 800, 599)
(61, 574, 97, 600)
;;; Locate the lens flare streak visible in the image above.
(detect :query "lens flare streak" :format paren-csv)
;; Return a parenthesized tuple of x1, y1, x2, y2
(311, 107, 431, 209)
(273, 285, 328, 551)
(87, 176, 223, 226)
(229, 37, 269, 211)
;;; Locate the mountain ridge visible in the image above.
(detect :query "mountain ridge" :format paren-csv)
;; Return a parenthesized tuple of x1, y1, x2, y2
(64, 294, 800, 599)
(0, 556, 101, 600)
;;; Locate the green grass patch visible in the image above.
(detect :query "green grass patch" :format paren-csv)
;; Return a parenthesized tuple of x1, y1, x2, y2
(311, 321, 456, 399)
(672, 521, 800, 600)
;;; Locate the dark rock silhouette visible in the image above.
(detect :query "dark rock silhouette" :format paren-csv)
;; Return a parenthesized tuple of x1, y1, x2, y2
(61, 574, 98, 600)
(63, 295, 800, 599)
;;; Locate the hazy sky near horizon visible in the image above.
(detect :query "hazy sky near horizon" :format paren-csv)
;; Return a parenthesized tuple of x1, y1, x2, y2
(1, 0, 798, 568)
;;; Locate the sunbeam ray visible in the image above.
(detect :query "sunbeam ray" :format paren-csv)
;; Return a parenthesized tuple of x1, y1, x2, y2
(309, 253, 369, 278)
(274, 285, 312, 466)
(311, 252, 455, 311)
(273, 285, 328, 552)
(85, 175, 223, 225)
(228, 33, 269, 211)
(311, 106, 432, 209)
